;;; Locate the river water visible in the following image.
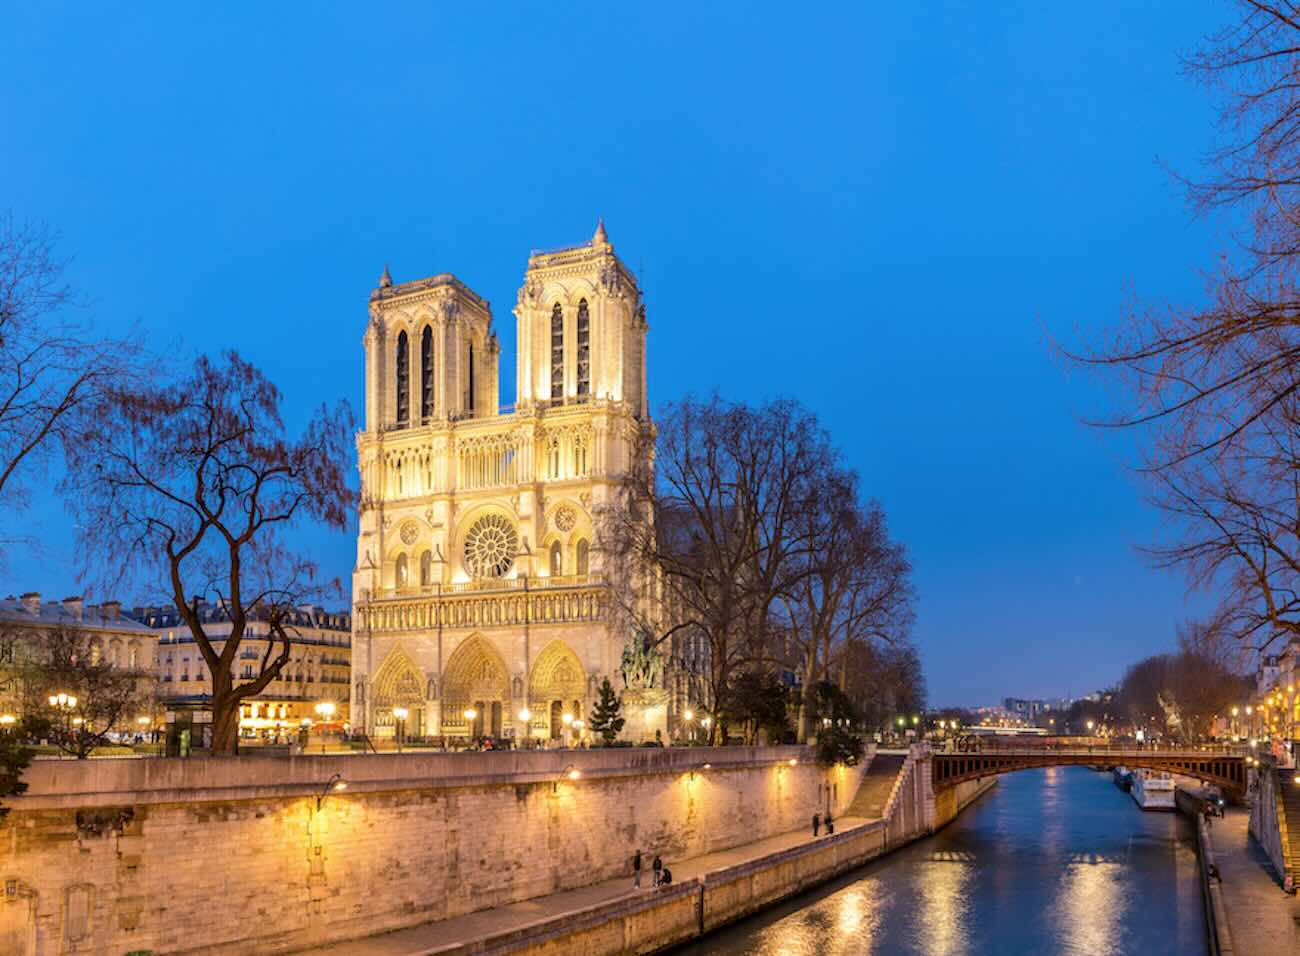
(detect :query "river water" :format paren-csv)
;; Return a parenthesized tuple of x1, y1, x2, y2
(678, 766, 1206, 956)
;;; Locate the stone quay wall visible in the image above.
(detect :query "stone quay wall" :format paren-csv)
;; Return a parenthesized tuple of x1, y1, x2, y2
(414, 747, 997, 956)
(0, 746, 859, 956)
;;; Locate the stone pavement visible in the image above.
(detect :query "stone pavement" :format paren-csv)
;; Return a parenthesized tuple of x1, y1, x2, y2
(1209, 806, 1300, 951)
(291, 816, 870, 956)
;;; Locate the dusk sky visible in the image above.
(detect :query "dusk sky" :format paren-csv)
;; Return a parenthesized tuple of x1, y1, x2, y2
(1, 3, 1236, 706)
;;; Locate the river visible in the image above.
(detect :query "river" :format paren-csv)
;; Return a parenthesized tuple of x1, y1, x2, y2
(676, 765, 1206, 956)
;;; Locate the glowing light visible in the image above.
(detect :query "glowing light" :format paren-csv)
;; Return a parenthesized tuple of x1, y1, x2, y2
(0, 715, 16, 726)
(566, 767, 581, 781)
(562, 713, 574, 726)
(518, 707, 531, 722)
(392, 707, 408, 720)
(315, 702, 337, 719)
(683, 709, 694, 722)
(788, 758, 798, 767)
(463, 708, 477, 721)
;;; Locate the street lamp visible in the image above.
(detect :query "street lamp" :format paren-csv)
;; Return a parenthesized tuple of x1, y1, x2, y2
(392, 706, 408, 752)
(315, 701, 336, 721)
(0, 715, 15, 727)
(316, 772, 348, 811)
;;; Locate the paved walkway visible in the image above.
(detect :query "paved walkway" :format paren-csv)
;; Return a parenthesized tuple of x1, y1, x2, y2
(1209, 806, 1300, 951)
(291, 816, 871, 956)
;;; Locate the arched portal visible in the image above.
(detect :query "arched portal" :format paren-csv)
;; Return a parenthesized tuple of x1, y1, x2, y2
(529, 640, 587, 740)
(372, 644, 427, 738)
(443, 634, 510, 739)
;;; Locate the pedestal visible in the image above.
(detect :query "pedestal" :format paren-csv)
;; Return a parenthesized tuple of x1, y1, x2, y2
(621, 688, 669, 743)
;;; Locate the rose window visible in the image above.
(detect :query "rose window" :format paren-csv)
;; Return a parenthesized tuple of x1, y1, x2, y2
(464, 514, 518, 579)
(554, 505, 577, 532)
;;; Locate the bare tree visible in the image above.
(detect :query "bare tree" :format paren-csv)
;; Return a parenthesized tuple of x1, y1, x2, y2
(778, 469, 915, 741)
(600, 396, 843, 741)
(63, 351, 352, 754)
(1066, 4, 1300, 655)
(0, 214, 134, 555)
(20, 623, 149, 758)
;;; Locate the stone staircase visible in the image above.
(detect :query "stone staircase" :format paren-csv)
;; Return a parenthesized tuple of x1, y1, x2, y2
(847, 752, 907, 820)
(1279, 768, 1300, 891)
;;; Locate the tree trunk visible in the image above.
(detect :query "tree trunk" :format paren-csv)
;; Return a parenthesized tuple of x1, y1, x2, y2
(209, 678, 241, 755)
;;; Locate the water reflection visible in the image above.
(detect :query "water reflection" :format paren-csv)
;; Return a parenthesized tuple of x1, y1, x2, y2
(676, 767, 1205, 956)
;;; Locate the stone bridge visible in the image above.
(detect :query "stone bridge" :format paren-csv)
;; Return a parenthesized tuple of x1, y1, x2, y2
(932, 747, 1248, 798)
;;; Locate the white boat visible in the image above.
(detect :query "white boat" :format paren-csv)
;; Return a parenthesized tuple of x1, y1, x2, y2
(1130, 769, 1176, 811)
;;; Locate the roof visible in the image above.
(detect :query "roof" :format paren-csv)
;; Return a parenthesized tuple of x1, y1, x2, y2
(132, 603, 351, 632)
(0, 594, 155, 636)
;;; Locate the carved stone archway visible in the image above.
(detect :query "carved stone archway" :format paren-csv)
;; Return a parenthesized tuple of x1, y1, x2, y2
(442, 634, 510, 737)
(528, 640, 587, 739)
(372, 644, 428, 737)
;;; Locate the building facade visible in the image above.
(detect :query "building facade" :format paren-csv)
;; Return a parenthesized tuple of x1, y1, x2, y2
(351, 222, 654, 741)
(141, 603, 351, 740)
(0, 592, 158, 719)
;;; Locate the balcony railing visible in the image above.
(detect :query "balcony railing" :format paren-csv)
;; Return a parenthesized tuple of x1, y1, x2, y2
(359, 574, 608, 634)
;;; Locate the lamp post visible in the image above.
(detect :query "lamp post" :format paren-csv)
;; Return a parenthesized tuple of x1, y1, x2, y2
(683, 708, 695, 744)
(464, 707, 478, 743)
(518, 707, 531, 748)
(562, 711, 574, 748)
(49, 692, 78, 751)
(392, 706, 408, 752)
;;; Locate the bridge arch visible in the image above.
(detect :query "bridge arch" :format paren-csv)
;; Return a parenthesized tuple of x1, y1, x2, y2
(931, 749, 1247, 798)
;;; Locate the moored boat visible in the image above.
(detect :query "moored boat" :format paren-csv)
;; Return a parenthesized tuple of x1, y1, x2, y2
(1130, 769, 1176, 810)
(1112, 766, 1133, 791)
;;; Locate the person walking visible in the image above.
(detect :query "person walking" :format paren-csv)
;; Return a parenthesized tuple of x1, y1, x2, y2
(812, 812, 821, 837)
(632, 849, 643, 889)
(652, 854, 663, 887)
(825, 812, 834, 835)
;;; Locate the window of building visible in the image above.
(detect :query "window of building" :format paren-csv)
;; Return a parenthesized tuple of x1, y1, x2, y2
(550, 303, 564, 400)
(577, 299, 590, 397)
(420, 549, 433, 587)
(576, 539, 590, 576)
(549, 541, 562, 577)
(396, 330, 410, 425)
(467, 341, 475, 411)
(421, 325, 434, 420)
(396, 552, 409, 587)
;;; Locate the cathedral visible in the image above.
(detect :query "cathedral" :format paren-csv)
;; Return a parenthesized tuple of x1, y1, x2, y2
(350, 222, 656, 742)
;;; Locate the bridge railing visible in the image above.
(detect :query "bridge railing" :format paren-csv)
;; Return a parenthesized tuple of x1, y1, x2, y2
(942, 740, 1250, 756)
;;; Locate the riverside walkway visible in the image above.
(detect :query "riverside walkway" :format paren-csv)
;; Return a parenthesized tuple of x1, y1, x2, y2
(292, 817, 870, 956)
(1209, 806, 1300, 951)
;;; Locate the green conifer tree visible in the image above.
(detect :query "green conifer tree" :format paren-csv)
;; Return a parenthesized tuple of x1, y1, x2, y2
(589, 677, 625, 744)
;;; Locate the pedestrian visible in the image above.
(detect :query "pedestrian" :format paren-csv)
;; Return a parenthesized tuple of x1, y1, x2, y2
(825, 812, 834, 835)
(652, 854, 663, 887)
(632, 849, 642, 889)
(659, 866, 673, 888)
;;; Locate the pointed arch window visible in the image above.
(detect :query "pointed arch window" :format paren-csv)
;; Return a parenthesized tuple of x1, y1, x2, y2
(420, 326, 434, 420)
(420, 549, 433, 587)
(468, 341, 475, 411)
(577, 299, 590, 398)
(550, 303, 564, 401)
(576, 539, 590, 576)
(549, 541, 563, 577)
(396, 331, 410, 426)
(395, 553, 409, 588)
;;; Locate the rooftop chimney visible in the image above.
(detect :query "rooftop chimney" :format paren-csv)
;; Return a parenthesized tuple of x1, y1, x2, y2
(62, 595, 84, 620)
(101, 600, 121, 621)
(19, 592, 39, 614)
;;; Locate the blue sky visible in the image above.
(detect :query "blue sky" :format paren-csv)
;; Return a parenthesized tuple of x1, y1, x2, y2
(0, 2, 1234, 705)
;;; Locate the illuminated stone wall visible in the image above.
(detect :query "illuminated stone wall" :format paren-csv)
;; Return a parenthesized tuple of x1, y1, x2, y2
(0, 746, 861, 956)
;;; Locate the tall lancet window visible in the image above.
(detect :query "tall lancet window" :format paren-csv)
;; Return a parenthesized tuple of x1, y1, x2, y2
(576, 299, 590, 398)
(396, 331, 410, 426)
(550, 303, 564, 401)
(467, 342, 475, 411)
(420, 326, 434, 421)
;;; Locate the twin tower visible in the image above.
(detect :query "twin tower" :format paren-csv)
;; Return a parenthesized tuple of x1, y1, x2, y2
(350, 222, 660, 744)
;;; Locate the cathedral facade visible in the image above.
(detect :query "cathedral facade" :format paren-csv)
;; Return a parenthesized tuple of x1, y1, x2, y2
(350, 222, 653, 742)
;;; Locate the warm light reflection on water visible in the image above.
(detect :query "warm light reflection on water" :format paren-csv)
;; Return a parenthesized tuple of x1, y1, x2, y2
(675, 767, 1205, 956)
